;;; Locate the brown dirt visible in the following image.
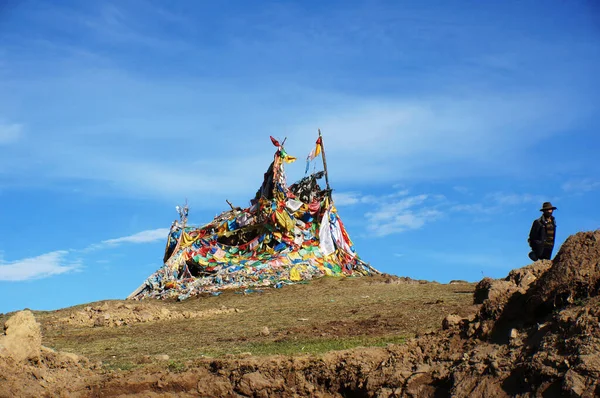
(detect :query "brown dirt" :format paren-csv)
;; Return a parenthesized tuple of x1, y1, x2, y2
(0, 310, 42, 362)
(54, 302, 241, 328)
(1, 230, 599, 397)
(0, 310, 100, 398)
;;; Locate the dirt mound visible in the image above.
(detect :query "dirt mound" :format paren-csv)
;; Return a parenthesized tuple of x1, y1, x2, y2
(55, 302, 241, 327)
(0, 310, 42, 362)
(469, 231, 600, 341)
(473, 260, 551, 305)
(0, 310, 99, 398)
(528, 230, 600, 310)
(370, 273, 433, 285)
(470, 260, 552, 339)
(440, 230, 600, 396)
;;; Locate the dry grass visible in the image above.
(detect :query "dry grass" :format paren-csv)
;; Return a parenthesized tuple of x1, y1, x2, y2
(4, 275, 477, 370)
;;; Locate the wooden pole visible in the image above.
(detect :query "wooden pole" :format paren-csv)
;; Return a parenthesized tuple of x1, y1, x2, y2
(318, 129, 331, 192)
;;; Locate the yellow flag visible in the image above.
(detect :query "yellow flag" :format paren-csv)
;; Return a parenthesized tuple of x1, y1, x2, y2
(290, 267, 301, 281)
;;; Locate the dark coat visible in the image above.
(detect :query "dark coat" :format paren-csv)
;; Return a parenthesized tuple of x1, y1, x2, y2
(529, 215, 556, 258)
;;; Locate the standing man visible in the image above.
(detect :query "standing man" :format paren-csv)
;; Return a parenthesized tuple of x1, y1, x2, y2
(528, 202, 557, 261)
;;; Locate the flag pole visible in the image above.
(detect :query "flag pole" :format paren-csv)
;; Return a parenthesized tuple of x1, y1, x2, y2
(318, 129, 331, 192)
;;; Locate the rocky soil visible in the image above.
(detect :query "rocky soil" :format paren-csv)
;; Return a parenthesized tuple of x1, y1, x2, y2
(54, 302, 241, 328)
(1, 230, 599, 397)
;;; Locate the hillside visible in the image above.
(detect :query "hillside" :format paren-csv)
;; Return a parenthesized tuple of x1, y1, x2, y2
(1, 275, 474, 396)
(41, 276, 476, 365)
(1, 230, 599, 397)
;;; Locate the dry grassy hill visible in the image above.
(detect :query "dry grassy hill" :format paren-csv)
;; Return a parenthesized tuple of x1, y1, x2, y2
(3, 275, 476, 370)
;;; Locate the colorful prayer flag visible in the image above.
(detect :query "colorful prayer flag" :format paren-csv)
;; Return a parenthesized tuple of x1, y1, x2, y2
(280, 148, 296, 163)
(314, 143, 321, 157)
(306, 137, 322, 162)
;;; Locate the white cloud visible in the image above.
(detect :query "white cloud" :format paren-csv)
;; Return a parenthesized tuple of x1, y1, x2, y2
(485, 192, 545, 206)
(1, 1, 596, 201)
(0, 227, 172, 282)
(333, 192, 361, 206)
(365, 194, 444, 237)
(86, 226, 175, 252)
(286, 90, 592, 184)
(349, 188, 550, 236)
(450, 203, 493, 215)
(562, 178, 600, 194)
(451, 192, 548, 216)
(101, 228, 170, 245)
(330, 190, 446, 237)
(2, 69, 593, 201)
(334, 190, 408, 207)
(0, 251, 80, 281)
(333, 191, 379, 206)
(0, 122, 22, 145)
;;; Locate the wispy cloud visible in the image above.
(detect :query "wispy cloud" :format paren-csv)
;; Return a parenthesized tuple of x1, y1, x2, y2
(345, 188, 548, 235)
(0, 121, 22, 145)
(562, 178, 600, 194)
(365, 194, 445, 237)
(333, 192, 378, 206)
(334, 190, 409, 207)
(450, 191, 548, 215)
(485, 192, 546, 206)
(287, 89, 596, 185)
(0, 228, 170, 281)
(79, 3, 192, 51)
(101, 228, 170, 245)
(450, 203, 493, 215)
(82, 227, 171, 252)
(453, 186, 470, 195)
(0, 251, 81, 281)
(1, 1, 597, 201)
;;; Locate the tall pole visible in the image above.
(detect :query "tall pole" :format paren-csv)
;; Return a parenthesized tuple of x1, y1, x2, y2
(318, 129, 331, 192)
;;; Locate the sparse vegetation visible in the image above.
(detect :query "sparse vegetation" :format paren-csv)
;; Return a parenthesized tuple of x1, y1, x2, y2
(11, 275, 476, 368)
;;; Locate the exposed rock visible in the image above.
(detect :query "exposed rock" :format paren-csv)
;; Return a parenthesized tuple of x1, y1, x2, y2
(56, 302, 241, 328)
(442, 314, 462, 330)
(237, 371, 275, 396)
(505, 261, 552, 289)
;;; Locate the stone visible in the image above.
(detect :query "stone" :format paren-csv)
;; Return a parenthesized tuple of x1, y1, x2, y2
(442, 314, 462, 330)
(237, 372, 272, 396)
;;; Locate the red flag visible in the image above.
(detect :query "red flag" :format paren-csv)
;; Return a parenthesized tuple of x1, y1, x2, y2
(316, 137, 322, 145)
(270, 136, 280, 147)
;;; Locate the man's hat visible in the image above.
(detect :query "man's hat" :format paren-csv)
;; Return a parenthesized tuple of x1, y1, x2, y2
(540, 202, 557, 211)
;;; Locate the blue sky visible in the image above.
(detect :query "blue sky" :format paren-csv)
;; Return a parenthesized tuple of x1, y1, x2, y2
(1, 0, 599, 314)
